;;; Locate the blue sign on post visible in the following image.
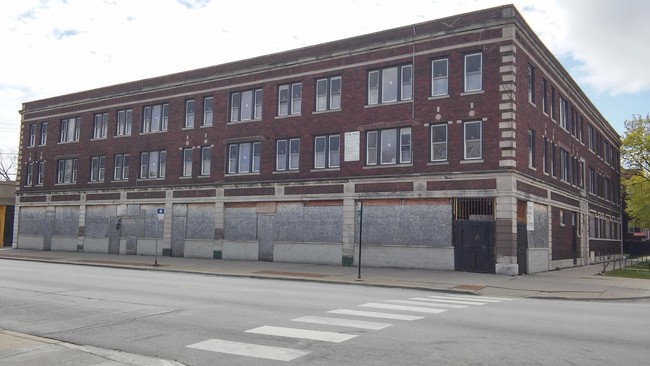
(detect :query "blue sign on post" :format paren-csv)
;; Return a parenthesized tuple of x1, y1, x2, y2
(157, 208, 164, 221)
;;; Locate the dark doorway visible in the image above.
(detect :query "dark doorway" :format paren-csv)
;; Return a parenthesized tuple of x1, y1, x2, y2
(454, 220, 496, 273)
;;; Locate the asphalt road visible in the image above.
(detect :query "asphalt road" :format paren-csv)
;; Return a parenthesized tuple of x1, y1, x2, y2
(0, 259, 648, 366)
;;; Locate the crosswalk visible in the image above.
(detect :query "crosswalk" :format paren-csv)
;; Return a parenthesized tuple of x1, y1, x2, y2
(186, 293, 517, 362)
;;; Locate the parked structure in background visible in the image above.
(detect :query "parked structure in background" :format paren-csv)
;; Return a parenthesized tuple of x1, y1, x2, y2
(15, 5, 621, 274)
(0, 181, 16, 246)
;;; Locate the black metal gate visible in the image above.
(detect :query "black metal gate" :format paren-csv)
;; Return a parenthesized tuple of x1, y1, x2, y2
(517, 223, 528, 275)
(454, 220, 496, 273)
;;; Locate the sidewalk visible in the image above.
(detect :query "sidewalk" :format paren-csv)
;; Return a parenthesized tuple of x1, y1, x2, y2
(2, 248, 649, 300)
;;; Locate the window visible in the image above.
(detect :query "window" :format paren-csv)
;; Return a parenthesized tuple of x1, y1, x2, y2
(560, 149, 570, 182)
(276, 138, 300, 171)
(366, 128, 411, 165)
(40, 122, 48, 145)
(116, 109, 132, 136)
(464, 53, 482, 92)
(431, 59, 448, 96)
(93, 113, 108, 139)
(587, 124, 595, 151)
(463, 121, 482, 160)
(279, 83, 302, 116)
(28, 124, 36, 147)
(25, 162, 33, 185)
(316, 77, 341, 111)
(430, 124, 447, 161)
(201, 146, 211, 175)
(203, 97, 213, 126)
(56, 158, 78, 184)
(527, 64, 535, 104)
(37, 161, 44, 185)
(60, 117, 80, 142)
(314, 135, 340, 169)
(551, 143, 557, 177)
(550, 86, 556, 119)
(90, 156, 106, 182)
(589, 168, 596, 194)
(579, 161, 585, 189)
(140, 150, 166, 179)
(231, 89, 263, 122)
(542, 138, 548, 173)
(560, 209, 565, 227)
(528, 129, 535, 167)
(182, 148, 192, 177)
(368, 65, 412, 105)
(542, 78, 548, 113)
(559, 96, 568, 130)
(185, 99, 195, 128)
(228, 142, 260, 174)
(578, 116, 584, 143)
(114, 154, 129, 180)
(142, 104, 168, 132)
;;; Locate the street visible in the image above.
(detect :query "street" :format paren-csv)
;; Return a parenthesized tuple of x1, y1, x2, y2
(0, 259, 648, 365)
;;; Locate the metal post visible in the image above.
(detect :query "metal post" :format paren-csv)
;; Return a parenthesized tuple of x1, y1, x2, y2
(154, 213, 159, 267)
(357, 201, 363, 281)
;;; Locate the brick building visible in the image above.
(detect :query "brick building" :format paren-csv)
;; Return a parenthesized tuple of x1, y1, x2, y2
(15, 5, 621, 274)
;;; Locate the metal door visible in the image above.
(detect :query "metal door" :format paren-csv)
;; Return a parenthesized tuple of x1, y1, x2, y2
(454, 220, 495, 273)
(517, 223, 528, 275)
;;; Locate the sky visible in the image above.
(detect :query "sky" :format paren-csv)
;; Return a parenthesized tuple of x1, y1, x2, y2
(1, 0, 649, 156)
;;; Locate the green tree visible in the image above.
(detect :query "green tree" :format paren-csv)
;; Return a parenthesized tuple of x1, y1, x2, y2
(621, 114, 650, 227)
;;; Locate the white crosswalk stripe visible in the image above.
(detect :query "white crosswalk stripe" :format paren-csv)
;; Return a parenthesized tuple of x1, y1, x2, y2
(427, 295, 502, 303)
(187, 339, 309, 361)
(434, 294, 517, 301)
(327, 309, 424, 321)
(246, 325, 357, 343)
(359, 302, 447, 314)
(403, 298, 488, 306)
(394, 299, 468, 308)
(291, 315, 392, 330)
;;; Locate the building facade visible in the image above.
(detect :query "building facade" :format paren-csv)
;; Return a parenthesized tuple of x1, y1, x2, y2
(15, 5, 621, 274)
(1, 181, 16, 246)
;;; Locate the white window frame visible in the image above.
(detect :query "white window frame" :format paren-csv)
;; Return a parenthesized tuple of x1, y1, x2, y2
(39, 122, 47, 145)
(528, 129, 535, 167)
(114, 154, 129, 180)
(431, 124, 447, 161)
(56, 158, 78, 184)
(366, 127, 412, 166)
(93, 113, 108, 139)
(201, 146, 211, 176)
(316, 77, 341, 111)
(560, 149, 569, 182)
(142, 104, 168, 133)
(279, 83, 302, 116)
(37, 161, 44, 185)
(463, 121, 482, 160)
(28, 124, 36, 147)
(25, 162, 33, 186)
(367, 65, 412, 105)
(140, 150, 166, 179)
(203, 97, 214, 126)
(431, 59, 448, 96)
(276, 138, 300, 171)
(60, 117, 80, 143)
(230, 89, 263, 122)
(314, 135, 340, 169)
(90, 156, 106, 182)
(116, 109, 132, 136)
(559, 96, 568, 130)
(182, 148, 192, 177)
(464, 53, 482, 92)
(527, 64, 535, 104)
(227, 142, 260, 174)
(185, 99, 195, 128)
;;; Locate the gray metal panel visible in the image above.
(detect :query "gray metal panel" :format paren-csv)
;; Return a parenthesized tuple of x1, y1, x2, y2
(54, 206, 78, 236)
(18, 207, 46, 235)
(274, 204, 342, 243)
(258, 214, 273, 261)
(186, 204, 215, 240)
(171, 216, 186, 257)
(224, 207, 257, 241)
(527, 204, 549, 248)
(86, 205, 116, 238)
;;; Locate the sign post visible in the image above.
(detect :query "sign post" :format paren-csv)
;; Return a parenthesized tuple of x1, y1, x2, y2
(356, 201, 363, 281)
(154, 208, 164, 266)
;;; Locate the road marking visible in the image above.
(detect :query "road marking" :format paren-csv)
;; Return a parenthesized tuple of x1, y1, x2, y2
(426, 295, 502, 303)
(401, 298, 487, 306)
(359, 303, 447, 314)
(245, 326, 357, 343)
(291, 316, 392, 330)
(327, 309, 424, 321)
(187, 339, 309, 361)
(434, 294, 517, 301)
(397, 299, 468, 308)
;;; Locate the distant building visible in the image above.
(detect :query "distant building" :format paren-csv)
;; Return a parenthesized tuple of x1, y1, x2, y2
(16, 5, 621, 274)
(0, 181, 16, 247)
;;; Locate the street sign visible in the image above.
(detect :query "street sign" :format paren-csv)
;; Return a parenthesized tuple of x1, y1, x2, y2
(157, 208, 164, 221)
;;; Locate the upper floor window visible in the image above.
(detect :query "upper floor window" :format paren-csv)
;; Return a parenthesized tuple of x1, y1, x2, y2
(182, 148, 192, 177)
(463, 121, 482, 160)
(279, 83, 302, 116)
(528, 129, 535, 168)
(93, 113, 108, 139)
(203, 97, 213, 126)
(90, 156, 106, 182)
(368, 65, 412, 105)
(430, 124, 447, 161)
(559, 96, 568, 130)
(143, 104, 168, 133)
(587, 124, 595, 151)
(316, 77, 341, 111)
(314, 135, 340, 169)
(527, 64, 535, 104)
(276, 138, 300, 171)
(140, 150, 166, 179)
(56, 158, 78, 184)
(542, 138, 549, 173)
(588, 167, 596, 194)
(116, 109, 132, 136)
(60, 117, 80, 143)
(560, 149, 570, 182)
(464, 53, 482, 92)
(231, 89, 263, 122)
(228, 141, 260, 174)
(28, 124, 36, 147)
(550, 86, 556, 119)
(114, 154, 129, 181)
(37, 161, 44, 185)
(25, 162, 33, 186)
(39, 122, 48, 145)
(201, 146, 211, 176)
(366, 127, 411, 166)
(185, 99, 195, 128)
(542, 78, 548, 114)
(431, 59, 448, 96)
